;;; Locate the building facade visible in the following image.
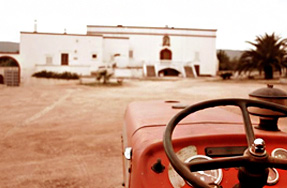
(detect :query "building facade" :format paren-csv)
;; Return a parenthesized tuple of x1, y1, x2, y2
(0, 25, 218, 85)
(86, 25, 218, 77)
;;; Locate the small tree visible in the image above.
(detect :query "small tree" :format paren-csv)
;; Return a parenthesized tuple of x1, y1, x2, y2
(95, 69, 114, 84)
(217, 50, 240, 79)
(237, 33, 287, 79)
(217, 50, 231, 71)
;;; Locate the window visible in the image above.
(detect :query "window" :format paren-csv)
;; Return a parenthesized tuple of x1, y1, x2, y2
(92, 54, 97, 59)
(162, 35, 170, 46)
(193, 52, 200, 62)
(61, 53, 69, 65)
(46, 56, 53, 65)
(129, 50, 133, 58)
(160, 48, 172, 60)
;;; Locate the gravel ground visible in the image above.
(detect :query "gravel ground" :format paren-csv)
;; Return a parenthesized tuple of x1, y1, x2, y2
(0, 77, 286, 188)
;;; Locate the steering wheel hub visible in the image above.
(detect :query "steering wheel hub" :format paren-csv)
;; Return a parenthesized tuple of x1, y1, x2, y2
(249, 138, 266, 157)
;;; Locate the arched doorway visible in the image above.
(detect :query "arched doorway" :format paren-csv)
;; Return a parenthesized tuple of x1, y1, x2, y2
(158, 68, 180, 77)
(160, 48, 172, 60)
(0, 56, 20, 86)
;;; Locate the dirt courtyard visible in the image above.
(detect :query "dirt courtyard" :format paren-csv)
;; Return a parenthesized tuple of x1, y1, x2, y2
(0, 78, 286, 188)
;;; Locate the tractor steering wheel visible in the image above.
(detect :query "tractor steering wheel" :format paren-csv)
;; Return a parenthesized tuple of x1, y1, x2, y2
(163, 99, 287, 188)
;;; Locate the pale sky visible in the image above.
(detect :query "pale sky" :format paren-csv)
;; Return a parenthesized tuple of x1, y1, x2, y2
(1, 0, 287, 50)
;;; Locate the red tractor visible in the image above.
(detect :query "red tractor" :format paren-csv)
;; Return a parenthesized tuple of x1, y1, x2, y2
(121, 85, 287, 188)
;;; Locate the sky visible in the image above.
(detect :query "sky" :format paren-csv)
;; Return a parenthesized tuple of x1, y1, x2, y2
(1, 0, 287, 50)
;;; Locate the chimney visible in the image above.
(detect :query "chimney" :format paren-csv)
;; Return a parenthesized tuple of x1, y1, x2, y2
(34, 20, 37, 33)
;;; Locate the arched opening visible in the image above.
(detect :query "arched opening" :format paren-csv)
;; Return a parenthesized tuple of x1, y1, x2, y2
(0, 56, 19, 67)
(160, 48, 172, 60)
(0, 56, 20, 86)
(158, 68, 180, 77)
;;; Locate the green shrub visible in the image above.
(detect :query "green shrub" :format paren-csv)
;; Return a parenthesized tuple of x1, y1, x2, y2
(32, 71, 79, 80)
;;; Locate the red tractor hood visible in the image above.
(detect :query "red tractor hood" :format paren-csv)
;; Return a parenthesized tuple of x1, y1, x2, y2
(124, 100, 244, 144)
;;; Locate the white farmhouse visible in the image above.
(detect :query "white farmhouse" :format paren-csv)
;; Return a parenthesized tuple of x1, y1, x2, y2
(0, 25, 218, 85)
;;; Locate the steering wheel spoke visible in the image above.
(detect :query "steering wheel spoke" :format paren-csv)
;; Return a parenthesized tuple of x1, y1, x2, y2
(267, 157, 287, 170)
(238, 101, 256, 147)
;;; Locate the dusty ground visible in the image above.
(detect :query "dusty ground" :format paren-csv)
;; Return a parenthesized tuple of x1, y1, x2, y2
(0, 77, 286, 188)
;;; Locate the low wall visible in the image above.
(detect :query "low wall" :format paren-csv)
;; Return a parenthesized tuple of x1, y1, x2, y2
(114, 67, 143, 78)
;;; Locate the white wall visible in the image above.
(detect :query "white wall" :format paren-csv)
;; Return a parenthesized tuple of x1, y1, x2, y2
(181, 37, 217, 75)
(127, 35, 217, 75)
(128, 35, 161, 64)
(103, 37, 129, 67)
(20, 32, 103, 78)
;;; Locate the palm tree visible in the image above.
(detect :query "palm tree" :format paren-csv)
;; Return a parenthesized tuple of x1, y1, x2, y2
(236, 33, 287, 79)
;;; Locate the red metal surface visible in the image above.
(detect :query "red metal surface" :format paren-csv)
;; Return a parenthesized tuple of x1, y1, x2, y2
(122, 100, 287, 188)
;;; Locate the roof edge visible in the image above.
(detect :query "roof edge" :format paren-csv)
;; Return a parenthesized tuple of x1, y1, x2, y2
(87, 25, 217, 32)
(20, 31, 102, 37)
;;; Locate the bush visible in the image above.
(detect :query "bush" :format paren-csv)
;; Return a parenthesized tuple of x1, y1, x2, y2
(219, 72, 233, 80)
(32, 71, 79, 80)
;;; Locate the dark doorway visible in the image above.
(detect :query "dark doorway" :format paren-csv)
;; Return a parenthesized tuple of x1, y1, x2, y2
(0, 75, 4, 84)
(158, 68, 180, 76)
(194, 65, 200, 76)
(160, 49, 172, 60)
(61, 53, 69, 65)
